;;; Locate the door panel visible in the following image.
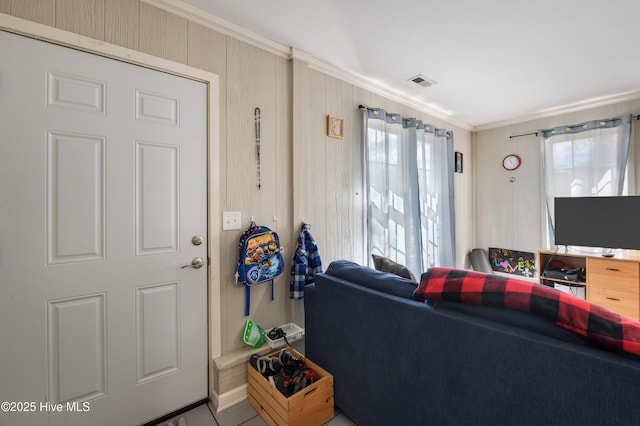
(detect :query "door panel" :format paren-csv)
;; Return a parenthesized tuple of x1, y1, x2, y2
(47, 294, 107, 404)
(0, 31, 208, 426)
(135, 141, 179, 255)
(136, 281, 181, 383)
(46, 131, 106, 264)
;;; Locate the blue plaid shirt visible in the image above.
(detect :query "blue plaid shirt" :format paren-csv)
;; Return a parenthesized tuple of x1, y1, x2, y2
(289, 224, 322, 299)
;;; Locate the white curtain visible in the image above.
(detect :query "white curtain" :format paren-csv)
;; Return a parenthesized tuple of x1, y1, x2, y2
(364, 107, 455, 277)
(540, 115, 633, 247)
(416, 119, 455, 269)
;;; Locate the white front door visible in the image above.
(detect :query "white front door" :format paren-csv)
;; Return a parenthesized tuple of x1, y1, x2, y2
(0, 31, 208, 425)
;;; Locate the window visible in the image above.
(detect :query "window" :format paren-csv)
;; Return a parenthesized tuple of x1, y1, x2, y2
(364, 108, 455, 277)
(541, 115, 633, 247)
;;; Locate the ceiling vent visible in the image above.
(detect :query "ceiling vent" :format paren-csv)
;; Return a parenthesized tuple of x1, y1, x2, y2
(408, 74, 436, 88)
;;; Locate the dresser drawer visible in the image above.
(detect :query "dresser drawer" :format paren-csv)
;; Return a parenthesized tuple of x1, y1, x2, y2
(588, 287, 639, 320)
(587, 258, 639, 293)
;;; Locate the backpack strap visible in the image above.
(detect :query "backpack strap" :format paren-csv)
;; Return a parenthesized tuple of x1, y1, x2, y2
(245, 286, 251, 316)
(244, 279, 275, 316)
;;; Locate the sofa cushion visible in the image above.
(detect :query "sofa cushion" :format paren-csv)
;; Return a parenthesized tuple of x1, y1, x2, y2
(371, 254, 417, 281)
(325, 260, 417, 300)
(415, 267, 640, 356)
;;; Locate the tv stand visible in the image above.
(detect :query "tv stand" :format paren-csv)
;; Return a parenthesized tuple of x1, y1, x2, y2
(539, 249, 640, 320)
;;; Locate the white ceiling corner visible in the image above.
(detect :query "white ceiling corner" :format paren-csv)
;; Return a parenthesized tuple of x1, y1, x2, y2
(163, 0, 640, 130)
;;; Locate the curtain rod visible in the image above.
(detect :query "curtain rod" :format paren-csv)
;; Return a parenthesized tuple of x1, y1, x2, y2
(509, 114, 640, 139)
(509, 131, 538, 139)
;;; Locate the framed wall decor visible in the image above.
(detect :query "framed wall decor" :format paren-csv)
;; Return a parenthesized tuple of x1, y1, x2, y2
(455, 151, 463, 173)
(327, 114, 344, 139)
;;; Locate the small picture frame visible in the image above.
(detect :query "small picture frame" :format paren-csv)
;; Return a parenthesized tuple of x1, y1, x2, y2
(455, 151, 463, 173)
(327, 114, 344, 139)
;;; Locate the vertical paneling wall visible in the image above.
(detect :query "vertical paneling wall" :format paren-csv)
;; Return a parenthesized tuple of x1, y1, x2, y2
(292, 60, 474, 281)
(221, 38, 293, 350)
(1, 1, 473, 354)
(473, 100, 640, 258)
(292, 60, 369, 267)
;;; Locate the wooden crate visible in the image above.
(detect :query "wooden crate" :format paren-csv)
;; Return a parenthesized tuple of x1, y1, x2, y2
(248, 347, 334, 426)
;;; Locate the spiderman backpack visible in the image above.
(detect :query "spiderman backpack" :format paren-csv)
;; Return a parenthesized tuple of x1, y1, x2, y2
(236, 221, 284, 315)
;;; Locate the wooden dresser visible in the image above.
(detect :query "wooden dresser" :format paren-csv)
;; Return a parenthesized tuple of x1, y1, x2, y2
(539, 249, 640, 320)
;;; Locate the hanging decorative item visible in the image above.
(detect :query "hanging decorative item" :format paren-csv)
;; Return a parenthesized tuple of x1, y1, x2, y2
(255, 107, 262, 190)
(455, 151, 463, 173)
(327, 114, 344, 139)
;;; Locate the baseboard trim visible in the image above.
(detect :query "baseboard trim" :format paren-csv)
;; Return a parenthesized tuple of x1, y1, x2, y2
(211, 384, 248, 412)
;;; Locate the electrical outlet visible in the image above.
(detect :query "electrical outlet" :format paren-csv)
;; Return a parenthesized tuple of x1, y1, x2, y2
(222, 211, 242, 231)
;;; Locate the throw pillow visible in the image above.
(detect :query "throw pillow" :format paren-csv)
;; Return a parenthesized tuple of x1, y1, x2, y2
(414, 267, 640, 356)
(371, 254, 417, 281)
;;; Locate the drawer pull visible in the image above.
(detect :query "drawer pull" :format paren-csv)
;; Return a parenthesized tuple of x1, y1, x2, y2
(605, 268, 621, 271)
(606, 297, 621, 301)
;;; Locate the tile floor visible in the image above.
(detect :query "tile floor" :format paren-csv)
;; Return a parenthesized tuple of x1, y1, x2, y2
(163, 399, 356, 426)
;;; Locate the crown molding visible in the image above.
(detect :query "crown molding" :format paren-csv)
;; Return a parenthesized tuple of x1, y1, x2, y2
(146, 0, 638, 133)
(474, 89, 640, 132)
(291, 49, 474, 131)
(144, 0, 474, 131)
(142, 0, 291, 58)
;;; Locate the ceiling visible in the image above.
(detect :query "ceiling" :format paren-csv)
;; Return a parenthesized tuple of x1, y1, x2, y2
(181, 0, 640, 129)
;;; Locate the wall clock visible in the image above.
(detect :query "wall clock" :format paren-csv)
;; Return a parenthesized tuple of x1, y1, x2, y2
(502, 154, 521, 171)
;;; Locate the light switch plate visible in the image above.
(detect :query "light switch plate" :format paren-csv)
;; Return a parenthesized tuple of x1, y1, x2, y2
(222, 211, 242, 230)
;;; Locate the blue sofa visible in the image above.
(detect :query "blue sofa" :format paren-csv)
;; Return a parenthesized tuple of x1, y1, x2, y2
(304, 260, 640, 426)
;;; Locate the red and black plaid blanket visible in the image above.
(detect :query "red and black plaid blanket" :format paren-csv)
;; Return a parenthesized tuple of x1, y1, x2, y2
(414, 267, 640, 356)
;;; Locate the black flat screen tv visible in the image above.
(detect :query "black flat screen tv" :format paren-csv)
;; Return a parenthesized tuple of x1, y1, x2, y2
(554, 196, 640, 250)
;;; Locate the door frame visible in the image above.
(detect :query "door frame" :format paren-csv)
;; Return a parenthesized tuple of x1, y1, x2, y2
(0, 11, 222, 396)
